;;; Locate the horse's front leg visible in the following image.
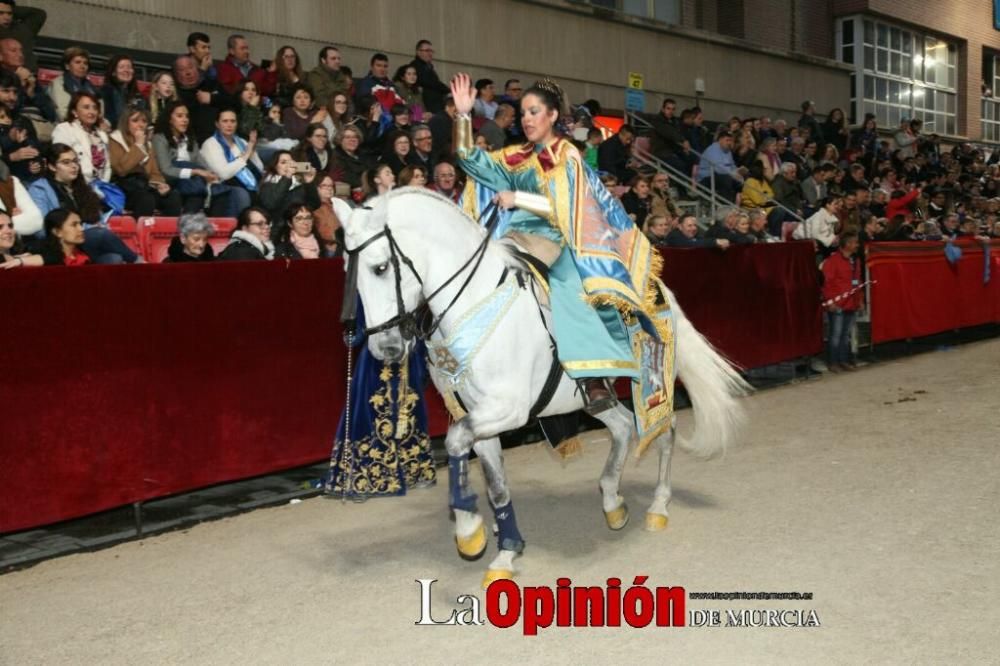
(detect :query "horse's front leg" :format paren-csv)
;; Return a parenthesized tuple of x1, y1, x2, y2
(473, 437, 524, 589)
(445, 418, 487, 561)
(644, 421, 675, 532)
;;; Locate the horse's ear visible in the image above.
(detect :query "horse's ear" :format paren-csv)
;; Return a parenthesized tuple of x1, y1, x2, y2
(331, 197, 355, 234)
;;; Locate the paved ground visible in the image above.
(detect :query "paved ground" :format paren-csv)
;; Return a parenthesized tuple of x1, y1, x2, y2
(2, 338, 999, 665)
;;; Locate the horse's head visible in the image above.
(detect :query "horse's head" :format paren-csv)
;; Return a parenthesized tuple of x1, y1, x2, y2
(336, 195, 422, 363)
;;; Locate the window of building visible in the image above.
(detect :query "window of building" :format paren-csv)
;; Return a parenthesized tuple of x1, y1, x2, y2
(577, 0, 680, 24)
(838, 16, 958, 136)
(983, 54, 1000, 143)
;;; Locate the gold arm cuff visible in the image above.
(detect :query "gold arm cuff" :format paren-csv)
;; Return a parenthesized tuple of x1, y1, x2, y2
(454, 114, 474, 158)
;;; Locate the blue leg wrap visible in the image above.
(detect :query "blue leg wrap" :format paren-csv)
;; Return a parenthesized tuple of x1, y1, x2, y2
(493, 502, 525, 553)
(448, 455, 478, 513)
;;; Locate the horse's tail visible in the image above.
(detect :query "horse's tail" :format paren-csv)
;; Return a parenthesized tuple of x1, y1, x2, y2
(668, 287, 751, 458)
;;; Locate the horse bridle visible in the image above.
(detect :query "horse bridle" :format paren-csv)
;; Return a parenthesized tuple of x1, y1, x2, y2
(343, 202, 501, 341)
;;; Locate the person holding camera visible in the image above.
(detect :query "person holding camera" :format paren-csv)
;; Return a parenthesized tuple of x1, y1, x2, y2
(258, 149, 319, 227)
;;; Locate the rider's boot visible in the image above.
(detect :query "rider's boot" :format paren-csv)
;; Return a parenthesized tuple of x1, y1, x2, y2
(580, 378, 617, 415)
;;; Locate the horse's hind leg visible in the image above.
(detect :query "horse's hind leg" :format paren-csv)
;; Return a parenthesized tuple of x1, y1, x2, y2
(445, 418, 487, 561)
(591, 403, 636, 530)
(473, 437, 524, 588)
(645, 420, 675, 532)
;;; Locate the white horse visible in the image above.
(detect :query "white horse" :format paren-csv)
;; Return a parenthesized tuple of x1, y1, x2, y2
(335, 188, 748, 587)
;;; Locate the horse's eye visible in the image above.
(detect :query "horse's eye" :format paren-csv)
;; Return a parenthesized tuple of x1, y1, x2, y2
(373, 262, 389, 276)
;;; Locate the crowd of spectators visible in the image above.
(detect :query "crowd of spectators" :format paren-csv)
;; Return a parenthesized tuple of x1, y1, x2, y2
(0, 1, 998, 272)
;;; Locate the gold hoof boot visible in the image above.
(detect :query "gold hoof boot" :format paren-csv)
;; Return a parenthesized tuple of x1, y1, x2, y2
(604, 501, 630, 531)
(644, 512, 669, 532)
(481, 568, 514, 589)
(455, 521, 487, 561)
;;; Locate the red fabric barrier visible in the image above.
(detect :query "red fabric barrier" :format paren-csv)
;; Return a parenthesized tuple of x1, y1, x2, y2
(658, 241, 824, 369)
(867, 240, 1000, 344)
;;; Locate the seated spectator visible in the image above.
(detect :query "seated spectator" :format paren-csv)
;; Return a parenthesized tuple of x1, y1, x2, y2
(46, 46, 98, 123)
(393, 63, 425, 121)
(780, 137, 810, 180)
(361, 163, 394, 202)
(185, 31, 215, 83)
(355, 52, 396, 105)
(305, 46, 352, 112)
(296, 122, 338, 180)
(354, 94, 387, 161)
(431, 160, 459, 202)
(730, 211, 756, 244)
(793, 195, 840, 250)
(380, 129, 412, 176)
(108, 108, 181, 217)
(199, 108, 263, 217)
(734, 126, 756, 169)
(282, 82, 327, 141)
(398, 164, 428, 187)
(649, 171, 679, 218)
(885, 213, 915, 241)
(619, 174, 653, 228)
(408, 123, 435, 172)
(332, 124, 369, 192)
(802, 163, 833, 215)
(478, 103, 513, 152)
(698, 130, 743, 203)
(163, 211, 215, 262)
(38, 208, 90, 266)
(274, 203, 322, 259)
(0, 1, 45, 70)
(473, 78, 497, 120)
(28, 142, 137, 263)
(821, 233, 862, 371)
(706, 207, 741, 243)
(583, 127, 602, 170)
(312, 173, 344, 257)
(271, 45, 303, 109)
(389, 103, 411, 134)
(0, 35, 55, 125)
(769, 162, 804, 235)
(913, 220, 943, 241)
(257, 102, 298, 161)
(0, 207, 41, 267)
(665, 213, 730, 249)
(0, 70, 42, 182)
(218, 205, 274, 260)
(320, 91, 351, 141)
(216, 34, 276, 98)
(748, 208, 779, 243)
(643, 213, 672, 246)
(236, 80, 265, 140)
(597, 124, 635, 184)
(51, 91, 111, 186)
(741, 162, 775, 215)
(756, 137, 782, 182)
(152, 100, 224, 214)
(939, 213, 962, 239)
(258, 149, 319, 223)
(148, 72, 177, 124)
(173, 55, 226, 144)
(100, 55, 147, 126)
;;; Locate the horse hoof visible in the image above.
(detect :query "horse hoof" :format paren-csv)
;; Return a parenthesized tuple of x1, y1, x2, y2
(481, 568, 514, 589)
(455, 521, 487, 561)
(644, 512, 669, 532)
(604, 501, 629, 531)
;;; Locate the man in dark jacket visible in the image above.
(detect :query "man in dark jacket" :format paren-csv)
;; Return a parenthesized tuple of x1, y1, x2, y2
(174, 55, 230, 144)
(665, 214, 730, 249)
(355, 52, 396, 104)
(649, 98, 685, 162)
(428, 95, 456, 159)
(798, 100, 824, 148)
(0, 1, 44, 70)
(410, 39, 450, 114)
(597, 125, 635, 183)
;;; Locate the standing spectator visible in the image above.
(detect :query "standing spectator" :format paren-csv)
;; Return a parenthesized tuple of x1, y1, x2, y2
(408, 123, 435, 172)
(665, 213, 730, 249)
(478, 103, 512, 151)
(100, 54, 147, 126)
(885, 185, 921, 222)
(393, 63, 425, 121)
(305, 46, 352, 111)
(332, 124, 369, 192)
(0, 1, 44, 70)
(473, 78, 497, 120)
(163, 212, 215, 262)
(199, 108, 262, 217)
(431, 160, 459, 202)
(185, 32, 215, 83)
(685, 107, 711, 153)
(148, 71, 177, 124)
(697, 130, 743, 203)
(258, 149, 318, 223)
(619, 174, 653, 228)
(273, 203, 322, 260)
(597, 124, 635, 183)
(409, 39, 449, 114)
(217, 205, 274, 260)
(51, 91, 111, 185)
(108, 108, 180, 216)
(271, 45, 303, 109)
(797, 100, 823, 148)
(427, 94, 456, 159)
(355, 53, 396, 103)
(499, 78, 524, 140)
(794, 195, 841, 250)
(822, 108, 849, 155)
(152, 100, 221, 214)
(650, 98, 684, 162)
(281, 82, 327, 141)
(894, 117, 920, 160)
(173, 55, 227, 144)
(46, 46, 98, 122)
(216, 34, 276, 98)
(821, 233, 862, 371)
(583, 127, 602, 170)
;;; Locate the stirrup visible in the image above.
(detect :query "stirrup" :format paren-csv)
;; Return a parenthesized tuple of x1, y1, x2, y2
(579, 378, 618, 415)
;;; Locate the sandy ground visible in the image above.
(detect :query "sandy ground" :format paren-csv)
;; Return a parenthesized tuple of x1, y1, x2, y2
(2, 339, 999, 665)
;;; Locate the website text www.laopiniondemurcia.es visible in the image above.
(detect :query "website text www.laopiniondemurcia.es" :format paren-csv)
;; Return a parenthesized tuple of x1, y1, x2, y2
(415, 577, 821, 634)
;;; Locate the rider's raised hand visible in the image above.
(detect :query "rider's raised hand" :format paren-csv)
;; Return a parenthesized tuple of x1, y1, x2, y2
(450, 73, 476, 115)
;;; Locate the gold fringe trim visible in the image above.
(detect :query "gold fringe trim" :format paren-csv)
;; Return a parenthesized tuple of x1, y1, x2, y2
(553, 435, 584, 461)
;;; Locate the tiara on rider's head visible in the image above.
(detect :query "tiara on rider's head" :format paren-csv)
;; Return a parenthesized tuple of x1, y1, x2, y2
(533, 78, 565, 110)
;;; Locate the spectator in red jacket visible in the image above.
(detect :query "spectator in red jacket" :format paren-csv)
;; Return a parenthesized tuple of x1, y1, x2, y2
(885, 185, 921, 222)
(821, 232, 862, 371)
(216, 34, 276, 98)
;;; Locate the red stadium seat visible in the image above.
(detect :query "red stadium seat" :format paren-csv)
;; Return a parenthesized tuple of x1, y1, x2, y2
(206, 218, 237, 256)
(139, 217, 238, 262)
(106, 216, 141, 256)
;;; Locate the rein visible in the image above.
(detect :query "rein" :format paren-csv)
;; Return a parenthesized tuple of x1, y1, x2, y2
(345, 202, 501, 341)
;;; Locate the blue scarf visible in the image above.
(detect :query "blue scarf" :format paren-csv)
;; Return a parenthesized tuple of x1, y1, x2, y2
(213, 130, 258, 192)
